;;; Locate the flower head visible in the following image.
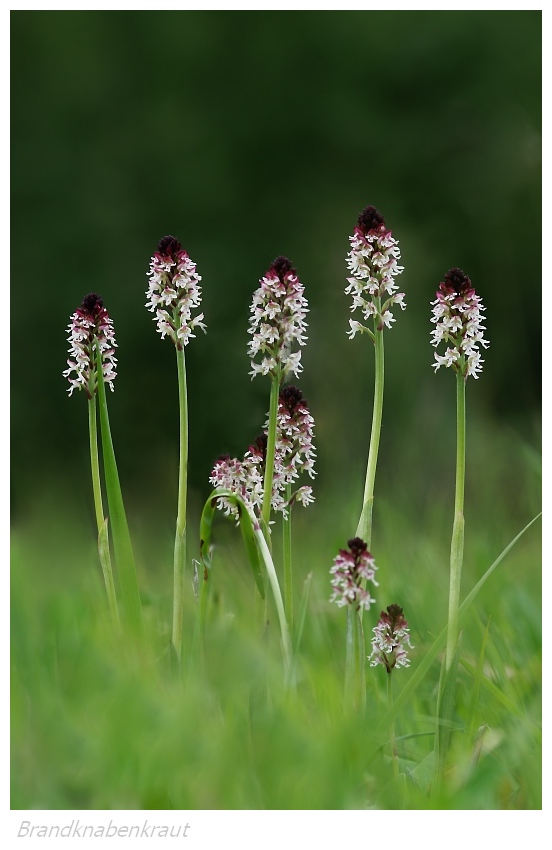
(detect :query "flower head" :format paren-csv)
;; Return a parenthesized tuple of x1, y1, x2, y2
(369, 604, 414, 672)
(209, 387, 316, 524)
(247, 256, 308, 380)
(345, 205, 405, 338)
(209, 453, 264, 523)
(271, 385, 316, 513)
(146, 235, 206, 349)
(430, 268, 489, 379)
(329, 537, 378, 611)
(63, 293, 117, 398)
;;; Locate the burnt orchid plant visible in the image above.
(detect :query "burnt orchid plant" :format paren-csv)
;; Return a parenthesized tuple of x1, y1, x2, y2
(430, 267, 489, 778)
(146, 235, 206, 665)
(369, 604, 414, 776)
(247, 256, 309, 537)
(64, 293, 142, 635)
(346, 205, 405, 547)
(340, 206, 406, 708)
(200, 258, 312, 682)
(329, 536, 378, 710)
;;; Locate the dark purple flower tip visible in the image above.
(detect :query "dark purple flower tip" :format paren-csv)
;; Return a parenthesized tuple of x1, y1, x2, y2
(442, 267, 472, 296)
(156, 235, 183, 258)
(280, 384, 305, 414)
(80, 292, 104, 316)
(247, 433, 267, 465)
(357, 205, 386, 235)
(270, 255, 296, 282)
(347, 537, 369, 557)
(384, 603, 406, 631)
(255, 433, 268, 454)
(215, 453, 231, 463)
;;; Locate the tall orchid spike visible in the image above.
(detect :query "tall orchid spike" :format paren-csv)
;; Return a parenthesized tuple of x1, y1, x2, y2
(345, 205, 406, 338)
(146, 235, 206, 349)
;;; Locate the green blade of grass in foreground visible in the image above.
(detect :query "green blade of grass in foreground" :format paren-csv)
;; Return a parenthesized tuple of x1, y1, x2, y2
(96, 347, 143, 637)
(369, 511, 541, 753)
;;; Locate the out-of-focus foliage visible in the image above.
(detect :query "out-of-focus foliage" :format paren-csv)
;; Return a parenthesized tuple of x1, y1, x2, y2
(11, 10, 540, 517)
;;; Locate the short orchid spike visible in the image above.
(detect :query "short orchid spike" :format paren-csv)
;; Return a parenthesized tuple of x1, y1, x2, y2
(329, 537, 379, 612)
(369, 604, 414, 672)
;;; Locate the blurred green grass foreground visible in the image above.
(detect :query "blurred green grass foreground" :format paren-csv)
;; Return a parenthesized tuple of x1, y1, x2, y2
(11, 414, 541, 810)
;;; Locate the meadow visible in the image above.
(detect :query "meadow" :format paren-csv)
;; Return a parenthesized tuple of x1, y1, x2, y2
(11, 410, 541, 810)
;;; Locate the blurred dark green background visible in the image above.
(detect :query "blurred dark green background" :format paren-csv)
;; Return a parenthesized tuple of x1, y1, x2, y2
(11, 10, 541, 525)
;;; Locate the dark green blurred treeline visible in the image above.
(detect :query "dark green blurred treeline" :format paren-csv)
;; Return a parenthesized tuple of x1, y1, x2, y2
(11, 10, 541, 521)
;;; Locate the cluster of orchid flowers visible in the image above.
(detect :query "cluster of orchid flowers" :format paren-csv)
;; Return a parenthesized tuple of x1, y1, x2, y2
(63, 204, 489, 680)
(210, 384, 316, 523)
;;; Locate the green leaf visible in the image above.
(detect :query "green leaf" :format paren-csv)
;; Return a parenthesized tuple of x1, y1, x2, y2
(199, 489, 265, 600)
(96, 346, 143, 636)
(97, 516, 119, 625)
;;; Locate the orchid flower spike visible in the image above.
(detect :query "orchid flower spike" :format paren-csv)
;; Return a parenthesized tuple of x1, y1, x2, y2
(63, 293, 117, 398)
(345, 205, 405, 339)
(248, 256, 308, 381)
(369, 604, 414, 672)
(329, 537, 379, 611)
(146, 235, 206, 349)
(430, 267, 489, 379)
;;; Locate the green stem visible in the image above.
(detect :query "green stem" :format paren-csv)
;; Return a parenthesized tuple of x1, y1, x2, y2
(253, 518, 293, 685)
(88, 395, 119, 625)
(445, 371, 466, 670)
(96, 345, 143, 637)
(344, 607, 365, 712)
(388, 672, 399, 778)
(172, 345, 188, 663)
(283, 484, 293, 636)
(356, 324, 385, 549)
(261, 375, 280, 533)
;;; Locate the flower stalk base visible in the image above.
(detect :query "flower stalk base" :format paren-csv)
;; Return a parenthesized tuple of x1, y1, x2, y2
(172, 346, 189, 664)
